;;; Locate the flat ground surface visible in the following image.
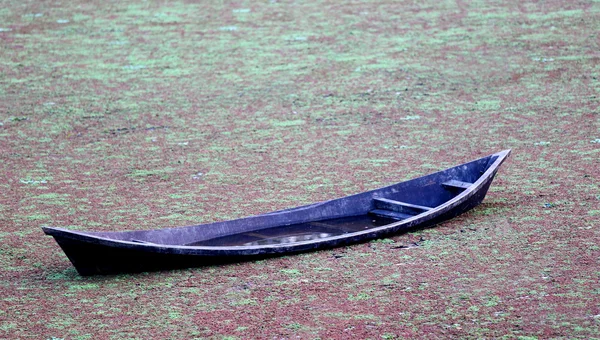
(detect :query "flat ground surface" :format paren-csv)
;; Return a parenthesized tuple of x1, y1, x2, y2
(1, 0, 599, 338)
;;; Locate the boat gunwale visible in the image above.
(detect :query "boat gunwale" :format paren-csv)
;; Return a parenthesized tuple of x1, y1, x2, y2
(42, 150, 511, 253)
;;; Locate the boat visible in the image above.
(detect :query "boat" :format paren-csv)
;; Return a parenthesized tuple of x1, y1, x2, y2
(43, 150, 511, 275)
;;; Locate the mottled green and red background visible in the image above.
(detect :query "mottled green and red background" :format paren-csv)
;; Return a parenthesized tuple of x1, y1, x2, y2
(1, 0, 598, 338)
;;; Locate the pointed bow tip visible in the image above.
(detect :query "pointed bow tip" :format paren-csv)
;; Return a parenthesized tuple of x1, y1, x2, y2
(496, 149, 512, 157)
(41, 226, 61, 235)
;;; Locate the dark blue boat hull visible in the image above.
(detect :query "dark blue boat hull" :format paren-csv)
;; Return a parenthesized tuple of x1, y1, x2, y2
(43, 150, 510, 275)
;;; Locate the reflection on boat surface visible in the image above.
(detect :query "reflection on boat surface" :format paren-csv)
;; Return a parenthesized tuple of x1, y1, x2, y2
(244, 233, 332, 246)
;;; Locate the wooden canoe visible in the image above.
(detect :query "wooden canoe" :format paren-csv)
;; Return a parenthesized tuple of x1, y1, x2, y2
(43, 150, 511, 275)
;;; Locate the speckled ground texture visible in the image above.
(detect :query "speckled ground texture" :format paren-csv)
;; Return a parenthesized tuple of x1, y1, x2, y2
(1, 0, 599, 338)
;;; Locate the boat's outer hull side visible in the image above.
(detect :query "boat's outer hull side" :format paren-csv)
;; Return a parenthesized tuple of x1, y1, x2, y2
(49, 174, 495, 275)
(52, 237, 262, 276)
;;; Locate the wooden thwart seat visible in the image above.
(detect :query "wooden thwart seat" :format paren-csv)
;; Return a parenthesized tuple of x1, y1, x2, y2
(442, 179, 473, 190)
(369, 197, 433, 221)
(369, 209, 414, 220)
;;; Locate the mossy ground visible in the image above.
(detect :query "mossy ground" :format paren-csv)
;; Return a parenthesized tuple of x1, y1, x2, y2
(1, 0, 599, 338)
